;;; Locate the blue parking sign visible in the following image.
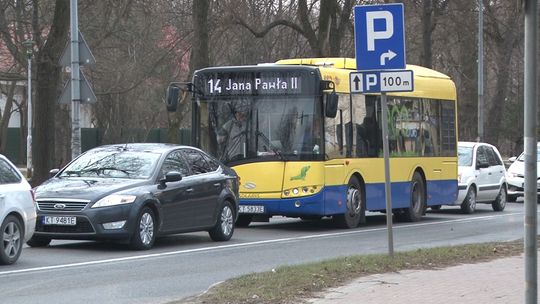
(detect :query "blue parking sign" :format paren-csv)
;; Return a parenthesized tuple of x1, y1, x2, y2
(354, 4, 406, 71)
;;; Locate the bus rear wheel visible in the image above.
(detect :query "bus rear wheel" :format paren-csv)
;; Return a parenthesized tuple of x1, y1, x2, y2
(396, 172, 425, 222)
(333, 177, 365, 229)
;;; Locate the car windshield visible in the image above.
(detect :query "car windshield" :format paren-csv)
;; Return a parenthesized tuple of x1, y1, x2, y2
(59, 149, 162, 179)
(516, 148, 540, 161)
(458, 146, 473, 166)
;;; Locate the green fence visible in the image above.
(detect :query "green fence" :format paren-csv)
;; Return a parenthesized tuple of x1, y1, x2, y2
(3, 127, 191, 165)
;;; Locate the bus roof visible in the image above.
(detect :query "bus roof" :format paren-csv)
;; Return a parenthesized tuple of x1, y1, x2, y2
(275, 58, 456, 100)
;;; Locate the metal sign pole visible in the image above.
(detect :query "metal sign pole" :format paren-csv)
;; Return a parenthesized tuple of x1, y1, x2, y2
(477, 0, 484, 142)
(524, 1, 537, 303)
(380, 92, 394, 257)
(70, 0, 81, 159)
(26, 54, 32, 179)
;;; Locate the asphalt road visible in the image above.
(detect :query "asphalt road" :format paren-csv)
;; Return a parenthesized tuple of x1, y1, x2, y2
(1, 202, 537, 304)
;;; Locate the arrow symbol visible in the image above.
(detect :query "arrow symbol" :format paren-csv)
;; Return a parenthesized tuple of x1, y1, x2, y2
(353, 75, 361, 91)
(380, 50, 397, 66)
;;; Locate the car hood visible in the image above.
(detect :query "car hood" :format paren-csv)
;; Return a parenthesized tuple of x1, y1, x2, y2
(507, 160, 540, 176)
(35, 177, 149, 201)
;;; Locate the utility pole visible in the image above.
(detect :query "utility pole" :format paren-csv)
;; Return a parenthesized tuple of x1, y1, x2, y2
(523, 0, 537, 303)
(22, 39, 34, 179)
(477, 0, 484, 142)
(70, 0, 81, 159)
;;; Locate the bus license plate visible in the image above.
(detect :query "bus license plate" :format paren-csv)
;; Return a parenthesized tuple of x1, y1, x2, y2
(239, 205, 265, 214)
(43, 216, 77, 226)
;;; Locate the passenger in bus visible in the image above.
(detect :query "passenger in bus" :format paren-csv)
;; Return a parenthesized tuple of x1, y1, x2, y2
(217, 109, 248, 160)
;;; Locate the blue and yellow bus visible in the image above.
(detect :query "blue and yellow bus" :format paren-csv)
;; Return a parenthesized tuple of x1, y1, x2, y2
(175, 58, 457, 228)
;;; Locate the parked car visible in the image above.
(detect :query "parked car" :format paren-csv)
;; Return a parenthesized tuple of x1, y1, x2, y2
(451, 142, 507, 213)
(0, 154, 36, 265)
(27, 143, 239, 250)
(506, 143, 540, 202)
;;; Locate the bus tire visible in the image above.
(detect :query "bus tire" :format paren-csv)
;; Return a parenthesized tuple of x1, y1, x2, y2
(235, 215, 253, 227)
(333, 177, 365, 229)
(396, 172, 425, 222)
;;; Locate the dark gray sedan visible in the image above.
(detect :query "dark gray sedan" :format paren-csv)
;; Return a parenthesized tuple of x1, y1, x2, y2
(27, 143, 239, 250)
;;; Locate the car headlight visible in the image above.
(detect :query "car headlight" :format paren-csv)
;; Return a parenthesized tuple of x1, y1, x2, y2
(92, 194, 137, 208)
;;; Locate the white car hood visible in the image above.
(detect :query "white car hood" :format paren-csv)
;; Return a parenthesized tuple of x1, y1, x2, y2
(507, 160, 540, 176)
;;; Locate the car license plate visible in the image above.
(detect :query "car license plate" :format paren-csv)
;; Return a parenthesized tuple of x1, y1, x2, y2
(239, 205, 265, 214)
(43, 216, 77, 226)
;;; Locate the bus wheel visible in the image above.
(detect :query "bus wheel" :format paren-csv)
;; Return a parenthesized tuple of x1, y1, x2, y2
(235, 215, 253, 227)
(333, 177, 365, 229)
(396, 172, 425, 222)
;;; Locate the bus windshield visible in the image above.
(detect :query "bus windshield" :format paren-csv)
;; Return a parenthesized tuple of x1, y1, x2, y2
(198, 95, 323, 164)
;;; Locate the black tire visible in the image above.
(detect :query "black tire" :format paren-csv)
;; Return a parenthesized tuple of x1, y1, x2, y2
(333, 177, 365, 229)
(492, 187, 507, 212)
(26, 235, 52, 247)
(460, 187, 476, 214)
(396, 172, 425, 222)
(130, 207, 156, 250)
(209, 201, 235, 241)
(235, 214, 253, 227)
(507, 194, 517, 203)
(0, 215, 23, 265)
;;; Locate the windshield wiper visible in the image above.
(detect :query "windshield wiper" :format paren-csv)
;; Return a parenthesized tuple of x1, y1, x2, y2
(80, 167, 131, 177)
(256, 131, 284, 161)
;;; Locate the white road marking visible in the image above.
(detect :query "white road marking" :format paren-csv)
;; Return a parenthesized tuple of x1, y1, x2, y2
(0, 211, 527, 276)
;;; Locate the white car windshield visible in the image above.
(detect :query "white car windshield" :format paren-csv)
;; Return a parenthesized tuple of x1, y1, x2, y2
(516, 148, 540, 161)
(458, 146, 473, 166)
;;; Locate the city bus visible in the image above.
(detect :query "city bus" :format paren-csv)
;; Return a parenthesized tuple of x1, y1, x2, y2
(168, 58, 458, 228)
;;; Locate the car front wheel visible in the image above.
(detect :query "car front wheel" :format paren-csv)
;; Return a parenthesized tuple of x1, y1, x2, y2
(209, 201, 235, 241)
(461, 187, 476, 214)
(130, 207, 156, 250)
(0, 215, 23, 265)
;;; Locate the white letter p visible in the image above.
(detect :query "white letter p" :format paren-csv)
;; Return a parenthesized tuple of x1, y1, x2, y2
(366, 11, 393, 51)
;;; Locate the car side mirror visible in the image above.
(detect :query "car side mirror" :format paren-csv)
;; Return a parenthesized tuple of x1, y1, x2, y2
(159, 171, 182, 189)
(476, 162, 489, 169)
(49, 168, 60, 177)
(325, 92, 338, 118)
(508, 156, 517, 163)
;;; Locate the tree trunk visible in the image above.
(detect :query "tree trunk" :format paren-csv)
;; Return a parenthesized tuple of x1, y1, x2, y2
(33, 0, 69, 186)
(421, 0, 433, 68)
(0, 81, 16, 154)
(168, 0, 210, 144)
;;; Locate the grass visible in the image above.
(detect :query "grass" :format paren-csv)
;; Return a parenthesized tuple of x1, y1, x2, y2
(172, 238, 531, 304)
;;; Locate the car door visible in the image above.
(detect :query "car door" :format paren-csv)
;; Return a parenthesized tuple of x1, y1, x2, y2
(157, 150, 197, 232)
(180, 148, 222, 227)
(485, 146, 505, 200)
(474, 146, 492, 202)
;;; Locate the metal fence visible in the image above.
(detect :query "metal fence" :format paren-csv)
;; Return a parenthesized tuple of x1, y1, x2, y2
(3, 127, 191, 164)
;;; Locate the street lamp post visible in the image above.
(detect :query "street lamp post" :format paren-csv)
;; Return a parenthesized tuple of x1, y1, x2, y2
(22, 39, 33, 180)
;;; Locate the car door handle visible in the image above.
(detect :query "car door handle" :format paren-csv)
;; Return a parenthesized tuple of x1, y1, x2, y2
(186, 188, 194, 193)
(213, 183, 221, 187)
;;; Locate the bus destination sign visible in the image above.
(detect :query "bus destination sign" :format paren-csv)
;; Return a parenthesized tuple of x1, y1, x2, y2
(197, 71, 304, 96)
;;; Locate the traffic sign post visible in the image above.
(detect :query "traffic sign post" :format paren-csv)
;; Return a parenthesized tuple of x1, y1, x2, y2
(353, 3, 411, 257)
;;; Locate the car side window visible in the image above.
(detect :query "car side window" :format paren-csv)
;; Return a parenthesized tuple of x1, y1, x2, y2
(160, 151, 190, 178)
(476, 146, 489, 168)
(486, 147, 503, 166)
(202, 153, 220, 171)
(182, 149, 212, 175)
(0, 159, 21, 184)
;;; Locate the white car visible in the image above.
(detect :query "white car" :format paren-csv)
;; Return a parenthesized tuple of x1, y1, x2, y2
(506, 143, 540, 202)
(0, 154, 36, 265)
(453, 142, 507, 213)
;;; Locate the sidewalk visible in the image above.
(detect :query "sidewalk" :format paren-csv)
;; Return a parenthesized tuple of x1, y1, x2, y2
(308, 254, 537, 304)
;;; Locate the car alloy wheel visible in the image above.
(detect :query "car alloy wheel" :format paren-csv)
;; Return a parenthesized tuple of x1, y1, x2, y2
(0, 216, 23, 265)
(139, 212, 154, 246)
(220, 205, 234, 237)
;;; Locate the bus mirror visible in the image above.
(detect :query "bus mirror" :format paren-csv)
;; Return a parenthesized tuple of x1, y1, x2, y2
(325, 92, 338, 118)
(166, 86, 180, 112)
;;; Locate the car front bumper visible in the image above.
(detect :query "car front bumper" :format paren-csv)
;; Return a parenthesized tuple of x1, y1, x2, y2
(506, 176, 540, 198)
(33, 203, 138, 241)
